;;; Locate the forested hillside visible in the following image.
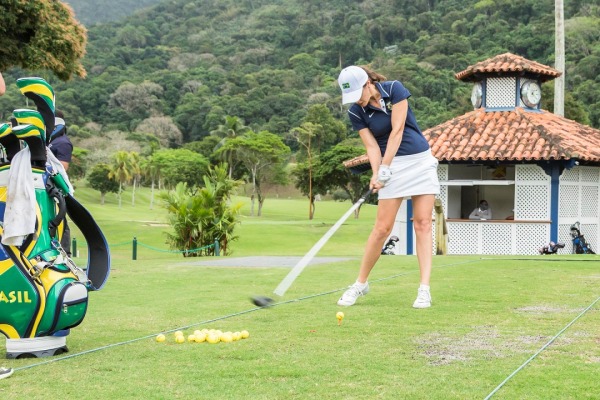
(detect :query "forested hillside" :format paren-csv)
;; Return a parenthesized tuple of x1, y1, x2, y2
(63, 0, 164, 25)
(1, 0, 599, 169)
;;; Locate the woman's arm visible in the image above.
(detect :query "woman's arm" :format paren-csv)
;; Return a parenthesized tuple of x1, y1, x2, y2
(358, 127, 385, 190)
(381, 99, 408, 166)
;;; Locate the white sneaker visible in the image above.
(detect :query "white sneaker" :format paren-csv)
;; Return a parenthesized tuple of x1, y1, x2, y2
(337, 282, 369, 306)
(0, 367, 13, 380)
(413, 288, 432, 308)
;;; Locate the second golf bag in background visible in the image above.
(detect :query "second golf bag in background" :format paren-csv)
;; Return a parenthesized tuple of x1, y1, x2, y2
(539, 241, 565, 255)
(381, 236, 399, 255)
(570, 222, 595, 254)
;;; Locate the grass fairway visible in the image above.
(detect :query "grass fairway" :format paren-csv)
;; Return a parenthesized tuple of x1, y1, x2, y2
(2, 185, 599, 399)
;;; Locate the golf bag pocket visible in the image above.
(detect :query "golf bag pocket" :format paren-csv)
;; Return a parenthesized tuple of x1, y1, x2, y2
(47, 280, 88, 334)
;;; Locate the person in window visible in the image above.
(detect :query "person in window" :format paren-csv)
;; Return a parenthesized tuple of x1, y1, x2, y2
(469, 200, 492, 220)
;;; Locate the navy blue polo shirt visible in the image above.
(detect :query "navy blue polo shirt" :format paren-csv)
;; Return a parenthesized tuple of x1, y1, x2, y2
(347, 80, 429, 156)
(48, 132, 73, 163)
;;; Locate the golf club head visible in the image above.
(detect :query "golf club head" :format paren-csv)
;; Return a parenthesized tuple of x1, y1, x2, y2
(251, 296, 274, 308)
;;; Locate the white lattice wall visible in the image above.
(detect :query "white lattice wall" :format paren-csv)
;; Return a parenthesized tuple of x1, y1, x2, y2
(447, 222, 549, 255)
(481, 224, 512, 254)
(557, 166, 600, 254)
(515, 165, 550, 220)
(487, 77, 517, 108)
(516, 223, 550, 254)
(448, 222, 480, 254)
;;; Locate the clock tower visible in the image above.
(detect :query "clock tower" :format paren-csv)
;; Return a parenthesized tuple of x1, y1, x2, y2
(456, 53, 561, 112)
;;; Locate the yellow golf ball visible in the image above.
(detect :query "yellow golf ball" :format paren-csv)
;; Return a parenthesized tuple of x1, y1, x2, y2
(155, 334, 166, 342)
(206, 333, 220, 344)
(194, 332, 207, 343)
(240, 330, 250, 339)
(175, 335, 185, 344)
(232, 332, 242, 341)
(221, 332, 234, 343)
(174, 330, 184, 337)
(187, 334, 196, 342)
(336, 311, 345, 320)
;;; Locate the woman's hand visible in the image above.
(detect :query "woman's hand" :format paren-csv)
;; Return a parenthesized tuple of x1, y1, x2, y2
(370, 175, 385, 192)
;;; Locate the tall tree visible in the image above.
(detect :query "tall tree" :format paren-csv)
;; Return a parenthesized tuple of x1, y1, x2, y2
(220, 131, 290, 216)
(141, 155, 161, 210)
(87, 163, 119, 205)
(129, 152, 141, 206)
(108, 151, 133, 207)
(0, 1, 87, 80)
(211, 116, 250, 178)
(289, 122, 319, 219)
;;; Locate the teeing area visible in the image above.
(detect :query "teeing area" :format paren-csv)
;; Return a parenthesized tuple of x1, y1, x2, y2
(3, 255, 599, 399)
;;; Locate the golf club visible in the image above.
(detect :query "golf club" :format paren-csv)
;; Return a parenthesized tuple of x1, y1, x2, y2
(251, 188, 372, 307)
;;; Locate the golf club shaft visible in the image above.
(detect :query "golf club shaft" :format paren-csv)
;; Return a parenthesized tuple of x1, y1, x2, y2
(273, 188, 372, 297)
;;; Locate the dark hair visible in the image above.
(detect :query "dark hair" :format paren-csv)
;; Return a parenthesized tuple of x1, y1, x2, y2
(360, 66, 387, 82)
(55, 109, 64, 119)
(480, 200, 488, 205)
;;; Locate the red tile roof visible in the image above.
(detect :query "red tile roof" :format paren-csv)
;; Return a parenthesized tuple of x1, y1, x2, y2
(343, 108, 600, 170)
(426, 108, 600, 162)
(455, 52, 561, 82)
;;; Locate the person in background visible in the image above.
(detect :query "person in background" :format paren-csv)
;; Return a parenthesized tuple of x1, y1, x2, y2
(336, 65, 440, 309)
(0, 72, 5, 96)
(469, 200, 492, 220)
(48, 109, 74, 255)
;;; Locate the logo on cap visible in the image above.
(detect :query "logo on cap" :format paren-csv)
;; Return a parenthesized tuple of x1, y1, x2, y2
(342, 83, 350, 89)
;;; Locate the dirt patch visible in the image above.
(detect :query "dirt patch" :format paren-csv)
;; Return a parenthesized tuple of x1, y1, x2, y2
(514, 305, 583, 314)
(415, 326, 547, 366)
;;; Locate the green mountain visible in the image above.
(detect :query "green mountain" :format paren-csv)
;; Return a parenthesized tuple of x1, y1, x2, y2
(63, 0, 164, 25)
(5, 0, 600, 153)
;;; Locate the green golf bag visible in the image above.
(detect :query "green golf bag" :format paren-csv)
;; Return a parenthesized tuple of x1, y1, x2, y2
(0, 77, 110, 358)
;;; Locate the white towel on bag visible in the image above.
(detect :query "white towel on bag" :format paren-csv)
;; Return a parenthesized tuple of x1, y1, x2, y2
(46, 148, 74, 194)
(2, 147, 36, 246)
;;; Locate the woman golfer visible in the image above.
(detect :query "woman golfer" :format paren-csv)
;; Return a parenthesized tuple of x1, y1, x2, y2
(337, 65, 439, 308)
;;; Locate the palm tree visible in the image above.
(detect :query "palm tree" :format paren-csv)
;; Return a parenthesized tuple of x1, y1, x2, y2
(141, 155, 161, 210)
(129, 152, 141, 206)
(210, 115, 249, 178)
(108, 150, 133, 208)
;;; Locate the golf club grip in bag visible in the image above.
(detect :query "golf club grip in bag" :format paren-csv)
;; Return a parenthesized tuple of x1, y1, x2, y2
(273, 188, 372, 297)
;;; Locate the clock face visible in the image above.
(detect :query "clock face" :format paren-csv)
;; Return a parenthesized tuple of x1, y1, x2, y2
(521, 81, 541, 108)
(471, 82, 483, 108)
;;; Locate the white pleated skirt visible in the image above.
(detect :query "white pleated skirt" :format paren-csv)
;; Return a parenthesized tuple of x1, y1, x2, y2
(378, 149, 440, 200)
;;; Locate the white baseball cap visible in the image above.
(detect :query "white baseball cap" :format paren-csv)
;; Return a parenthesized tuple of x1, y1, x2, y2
(338, 66, 368, 105)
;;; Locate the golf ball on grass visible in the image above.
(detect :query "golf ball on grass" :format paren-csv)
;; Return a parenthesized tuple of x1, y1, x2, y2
(221, 332, 234, 343)
(194, 332, 207, 343)
(175, 335, 186, 344)
(155, 334, 166, 342)
(187, 334, 196, 342)
(240, 330, 250, 339)
(206, 333, 220, 344)
(336, 312, 345, 325)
